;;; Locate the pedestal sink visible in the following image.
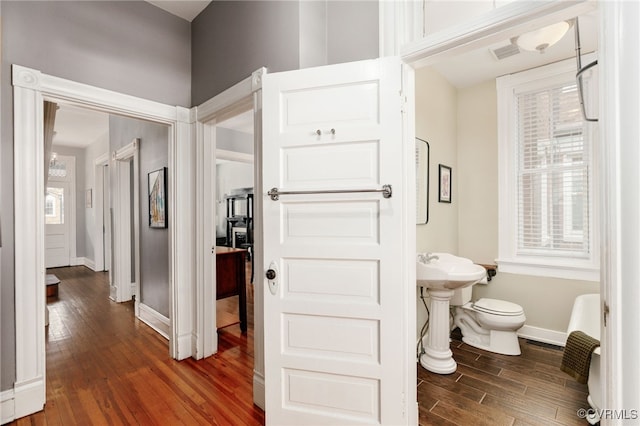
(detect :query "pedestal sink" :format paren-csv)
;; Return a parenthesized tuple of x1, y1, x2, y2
(417, 253, 486, 374)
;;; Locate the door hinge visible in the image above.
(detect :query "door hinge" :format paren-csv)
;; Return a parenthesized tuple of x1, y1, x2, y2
(603, 301, 610, 327)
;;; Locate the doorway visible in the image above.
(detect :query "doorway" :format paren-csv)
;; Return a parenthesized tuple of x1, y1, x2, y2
(45, 153, 75, 269)
(214, 110, 255, 331)
(12, 64, 193, 418)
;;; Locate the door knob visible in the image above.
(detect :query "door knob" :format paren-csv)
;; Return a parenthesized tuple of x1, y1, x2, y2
(266, 269, 277, 280)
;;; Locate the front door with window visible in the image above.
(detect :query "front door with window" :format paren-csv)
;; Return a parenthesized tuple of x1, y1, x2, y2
(45, 182, 70, 268)
(262, 57, 415, 425)
(46, 155, 75, 268)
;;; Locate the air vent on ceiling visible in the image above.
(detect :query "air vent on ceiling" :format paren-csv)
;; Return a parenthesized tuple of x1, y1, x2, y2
(490, 43, 521, 61)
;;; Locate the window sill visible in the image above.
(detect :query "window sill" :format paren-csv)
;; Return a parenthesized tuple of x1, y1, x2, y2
(495, 258, 600, 282)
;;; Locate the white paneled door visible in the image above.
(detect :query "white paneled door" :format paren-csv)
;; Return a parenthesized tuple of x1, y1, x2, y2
(263, 57, 414, 425)
(45, 182, 71, 268)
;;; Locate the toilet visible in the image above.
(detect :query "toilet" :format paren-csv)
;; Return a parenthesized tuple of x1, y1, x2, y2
(452, 285, 526, 356)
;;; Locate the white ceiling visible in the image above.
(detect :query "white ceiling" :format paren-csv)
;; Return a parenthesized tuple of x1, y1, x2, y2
(145, 0, 212, 22)
(53, 104, 109, 149)
(217, 110, 254, 135)
(432, 12, 599, 88)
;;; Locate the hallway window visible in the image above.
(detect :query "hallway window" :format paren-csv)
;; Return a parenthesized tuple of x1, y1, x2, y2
(496, 57, 598, 281)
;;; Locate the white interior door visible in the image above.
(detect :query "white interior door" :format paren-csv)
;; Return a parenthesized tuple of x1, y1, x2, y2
(45, 181, 71, 268)
(262, 57, 415, 425)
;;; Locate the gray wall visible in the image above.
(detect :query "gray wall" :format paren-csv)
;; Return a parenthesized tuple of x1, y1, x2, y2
(191, 1, 300, 105)
(217, 128, 254, 155)
(1, 1, 189, 391)
(326, 1, 378, 65)
(109, 115, 170, 317)
(191, 1, 379, 105)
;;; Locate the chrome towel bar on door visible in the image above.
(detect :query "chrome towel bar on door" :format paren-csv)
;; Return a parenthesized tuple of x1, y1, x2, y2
(267, 184, 392, 201)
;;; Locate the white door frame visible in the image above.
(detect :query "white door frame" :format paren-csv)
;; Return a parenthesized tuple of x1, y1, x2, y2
(45, 154, 76, 268)
(111, 139, 140, 306)
(389, 0, 636, 420)
(193, 67, 266, 407)
(94, 152, 110, 273)
(11, 65, 195, 419)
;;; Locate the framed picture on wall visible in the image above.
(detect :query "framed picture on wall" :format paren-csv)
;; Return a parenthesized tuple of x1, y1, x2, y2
(148, 167, 167, 228)
(439, 164, 452, 203)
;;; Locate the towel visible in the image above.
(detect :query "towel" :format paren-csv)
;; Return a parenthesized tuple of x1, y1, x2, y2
(560, 330, 600, 384)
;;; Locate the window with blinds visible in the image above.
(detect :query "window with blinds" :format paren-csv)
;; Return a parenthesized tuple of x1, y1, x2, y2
(497, 56, 598, 281)
(515, 82, 590, 258)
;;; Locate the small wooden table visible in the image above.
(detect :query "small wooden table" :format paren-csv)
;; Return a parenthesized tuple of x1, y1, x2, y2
(216, 246, 247, 332)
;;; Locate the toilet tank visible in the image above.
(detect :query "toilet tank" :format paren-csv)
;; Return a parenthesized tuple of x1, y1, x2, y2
(450, 285, 473, 306)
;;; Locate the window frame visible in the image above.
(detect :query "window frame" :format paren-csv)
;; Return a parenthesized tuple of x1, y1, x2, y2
(496, 56, 599, 282)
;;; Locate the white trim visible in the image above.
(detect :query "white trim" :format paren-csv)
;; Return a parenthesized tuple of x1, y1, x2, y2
(194, 69, 264, 361)
(13, 377, 45, 420)
(194, 69, 265, 411)
(495, 56, 599, 282)
(400, 0, 596, 68)
(171, 106, 196, 360)
(252, 372, 265, 411)
(93, 152, 110, 273)
(251, 87, 265, 411)
(215, 149, 253, 164)
(70, 257, 96, 271)
(12, 64, 195, 418)
(1, 390, 15, 424)
(13, 81, 46, 416)
(599, 1, 640, 418)
(112, 139, 140, 305)
(138, 303, 170, 340)
(518, 325, 567, 348)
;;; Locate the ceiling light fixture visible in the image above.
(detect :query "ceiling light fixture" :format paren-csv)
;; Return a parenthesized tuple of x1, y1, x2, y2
(513, 21, 572, 54)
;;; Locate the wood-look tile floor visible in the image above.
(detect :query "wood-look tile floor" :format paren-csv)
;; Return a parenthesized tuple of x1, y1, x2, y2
(417, 329, 592, 426)
(12, 266, 591, 425)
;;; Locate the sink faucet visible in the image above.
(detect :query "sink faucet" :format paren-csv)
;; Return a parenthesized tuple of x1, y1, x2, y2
(426, 252, 439, 262)
(417, 252, 439, 263)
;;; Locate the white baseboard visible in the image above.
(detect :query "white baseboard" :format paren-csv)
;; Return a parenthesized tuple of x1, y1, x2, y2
(253, 371, 265, 410)
(1, 389, 15, 424)
(13, 377, 44, 420)
(175, 332, 194, 361)
(518, 325, 567, 347)
(70, 257, 96, 271)
(138, 303, 170, 340)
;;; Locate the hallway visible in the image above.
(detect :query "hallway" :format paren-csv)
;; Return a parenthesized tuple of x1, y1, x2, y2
(12, 266, 264, 425)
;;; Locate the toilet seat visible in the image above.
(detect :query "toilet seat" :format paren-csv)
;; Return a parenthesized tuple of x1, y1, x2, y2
(473, 298, 524, 316)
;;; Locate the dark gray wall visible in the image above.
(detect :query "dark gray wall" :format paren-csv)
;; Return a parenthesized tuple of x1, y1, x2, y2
(109, 115, 170, 317)
(191, 1, 300, 105)
(191, 1, 379, 106)
(1, 1, 189, 391)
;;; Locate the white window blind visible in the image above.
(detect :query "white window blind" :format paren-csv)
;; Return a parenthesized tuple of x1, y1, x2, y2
(515, 82, 590, 258)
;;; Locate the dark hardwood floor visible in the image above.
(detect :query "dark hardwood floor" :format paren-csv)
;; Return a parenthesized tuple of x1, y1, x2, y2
(12, 266, 591, 425)
(12, 265, 263, 426)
